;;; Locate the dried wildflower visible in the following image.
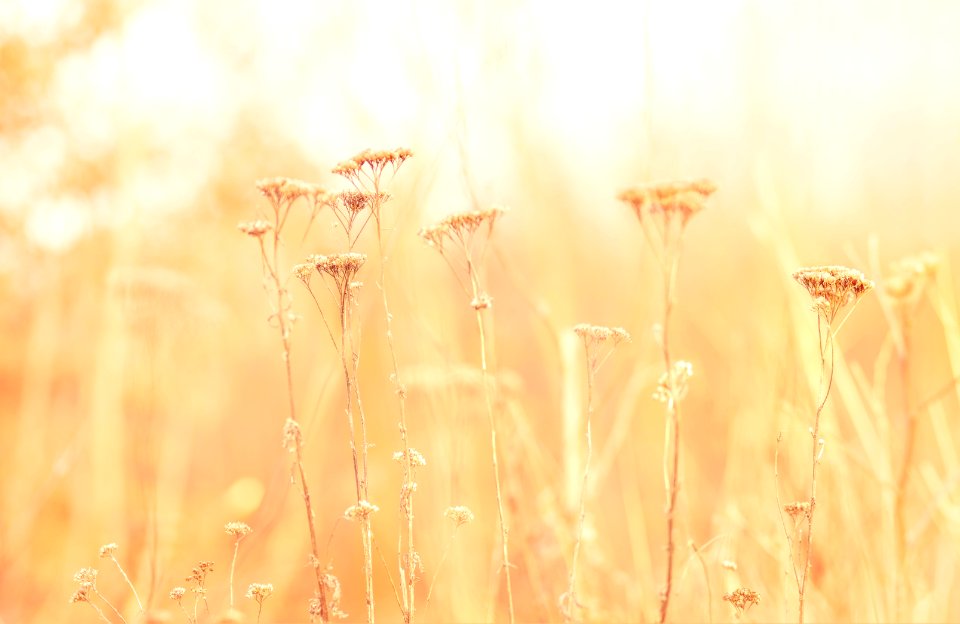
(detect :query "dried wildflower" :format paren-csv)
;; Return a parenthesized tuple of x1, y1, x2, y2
(653, 360, 694, 404)
(783, 501, 812, 520)
(418, 206, 507, 253)
(70, 584, 92, 603)
(393, 448, 427, 467)
(237, 219, 272, 238)
(225, 522, 252, 539)
(292, 263, 314, 286)
(169, 587, 186, 601)
(721, 560, 738, 571)
(444, 505, 475, 528)
(618, 179, 717, 226)
(723, 587, 760, 615)
(98, 543, 118, 558)
(311, 253, 367, 294)
(246, 583, 274, 603)
(74, 567, 98, 585)
(470, 293, 493, 310)
(344, 500, 380, 521)
(256, 177, 315, 206)
(792, 265, 874, 323)
(573, 324, 631, 345)
(333, 147, 413, 181)
(186, 561, 214, 585)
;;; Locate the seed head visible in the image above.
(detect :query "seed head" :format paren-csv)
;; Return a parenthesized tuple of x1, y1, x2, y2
(225, 522, 252, 539)
(573, 324, 631, 345)
(723, 587, 760, 615)
(169, 587, 186, 602)
(98, 543, 118, 559)
(783, 500, 812, 520)
(245, 583, 274, 603)
(237, 220, 272, 238)
(73, 567, 98, 585)
(393, 448, 427, 468)
(618, 179, 716, 226)
(444, 505, 475, 528)
(792, 265, 874, 323)
(344, 500, 380, 521)
(256, 177, 316, 206)
(70, 584, 92, 603)
(653, 360, 693, 404)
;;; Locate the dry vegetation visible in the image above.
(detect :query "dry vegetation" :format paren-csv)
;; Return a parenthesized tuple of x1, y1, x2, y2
(3, 2, 960, 624)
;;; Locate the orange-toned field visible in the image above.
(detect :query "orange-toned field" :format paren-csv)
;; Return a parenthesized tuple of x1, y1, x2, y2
(3, 2, 960, 623)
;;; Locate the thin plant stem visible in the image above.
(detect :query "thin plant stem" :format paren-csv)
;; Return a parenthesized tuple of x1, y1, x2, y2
(798, 318, 835, 624)
(85, 600, 112, 624)
(373, 202, 418, 624)
(426, 528, 461, 606)
(93, 587, 126, 624)
(472, 285, 515, 624)
(108, 554, 144, 613)
(565, 340, 595, 622)
(658, 255, 681, 624)
(894, 311, 915, 613)
(689, 541, 713, 624)
(229, 539, 240, 608)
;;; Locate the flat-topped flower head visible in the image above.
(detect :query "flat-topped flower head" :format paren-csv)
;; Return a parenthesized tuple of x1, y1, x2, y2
(225, 522, 252, 539)
(238, 220, 272, 238)
(444, 505, 475, 528)
(246, 583, 274, 603)
(98, 543, 118, 559)
(73, 567, 98, 585)
(418, 206, 508, 253)
(333, 148, 413, 190)
(393, 447, 427, 468)
(255, 177, 316, 206)
(723, 587, 760, 615)
(344, 500, 380, 521)
(792, 265, 874, 323)
(783, 500, 812, 520)
(618, 178, 717, 226)
(573, 324, 631, 345)
(311, 252, 367, 297)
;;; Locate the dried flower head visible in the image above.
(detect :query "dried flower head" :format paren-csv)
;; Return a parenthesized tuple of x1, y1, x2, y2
(73, 567, 98, 585)
(444, 505, 475, 528)
(186, 561, 214, 585)
(344, 500, 380, 521)
(311, 253, 367, 294)
(256, 177, 316, 206)
(722, 587, 760, 615)
(783, 501, 812, 520)
(721, 560, 738, 571)
(70, 584, 92, 603)
(393, 448, 427, 468)
(98, 543, 118, 559)
(418, 206, 507, 253)
(333, 147, 413, 181)
(225, 522, 252, 539)
(618, 179, 717, 226)
(792, 265, 874, 323)
(245, 583, 274, 603)
(169, 587, 186, 602)
(573, 324, 631, 345)
(237, 220, 273, 238)
(653, 360, 694, 404)
(292, 263, 314, 286)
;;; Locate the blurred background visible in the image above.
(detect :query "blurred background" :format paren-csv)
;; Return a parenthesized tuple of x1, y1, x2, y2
(2, 0, 960, 622)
